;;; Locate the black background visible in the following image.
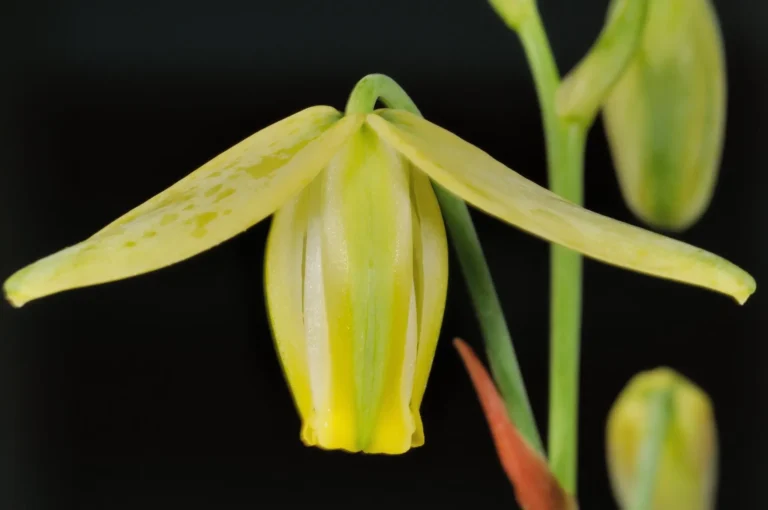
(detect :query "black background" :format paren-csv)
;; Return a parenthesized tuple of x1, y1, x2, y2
(0, 0, 765, 508)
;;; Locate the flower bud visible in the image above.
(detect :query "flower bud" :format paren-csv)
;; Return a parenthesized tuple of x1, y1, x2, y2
(606, 368, 717, 510)
(603, 0, 726, 231)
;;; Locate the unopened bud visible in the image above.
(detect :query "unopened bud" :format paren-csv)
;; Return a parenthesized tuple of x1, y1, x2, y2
(603, 0, 726, 231)
(606, 368, 717, 510)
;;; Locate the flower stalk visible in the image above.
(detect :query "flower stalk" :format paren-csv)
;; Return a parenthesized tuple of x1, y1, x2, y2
(509, 4, 587, 492)
(491, 0, 652, 493)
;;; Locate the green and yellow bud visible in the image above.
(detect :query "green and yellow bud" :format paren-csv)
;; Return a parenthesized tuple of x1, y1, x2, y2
(603, 0, 726, 231)
(607, 368, 717, 510)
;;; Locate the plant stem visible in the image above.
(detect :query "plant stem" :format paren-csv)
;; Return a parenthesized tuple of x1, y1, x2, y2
(515, 5, 587, 494)
(345, 74, 544, 452)
(345, 74, 420, 117)
(435, 189, 543, 453)
(547, 126, 585, 494)
(630, 389, 674, 510)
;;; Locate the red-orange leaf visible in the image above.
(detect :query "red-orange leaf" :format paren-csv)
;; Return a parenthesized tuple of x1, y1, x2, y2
(454, 338, 578, 510)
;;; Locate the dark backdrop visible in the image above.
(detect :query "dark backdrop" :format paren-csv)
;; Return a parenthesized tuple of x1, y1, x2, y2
(1, 0, 765, 508)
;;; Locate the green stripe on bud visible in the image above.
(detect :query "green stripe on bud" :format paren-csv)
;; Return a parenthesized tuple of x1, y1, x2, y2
(607, 368, 717, 510)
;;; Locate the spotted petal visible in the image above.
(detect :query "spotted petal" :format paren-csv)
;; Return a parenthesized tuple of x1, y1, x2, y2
(5, 107, 364, 307)
(367, 110, 755, 304)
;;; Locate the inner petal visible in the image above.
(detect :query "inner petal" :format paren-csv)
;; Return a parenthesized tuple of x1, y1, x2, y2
(302, 178, 332, 442)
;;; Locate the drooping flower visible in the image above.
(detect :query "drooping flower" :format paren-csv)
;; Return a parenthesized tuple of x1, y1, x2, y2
(3, 75, 753, 454)
(603, 0, 726, 231)
(607, 368, 717, 510)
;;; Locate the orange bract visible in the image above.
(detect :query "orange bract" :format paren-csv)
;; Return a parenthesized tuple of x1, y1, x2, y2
(454, 338, 578, 510)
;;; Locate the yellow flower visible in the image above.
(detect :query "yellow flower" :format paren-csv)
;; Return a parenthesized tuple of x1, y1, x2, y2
(3, 77, 753, 454)
(603, 0, 726, 231)
(607, 368, 717, 510)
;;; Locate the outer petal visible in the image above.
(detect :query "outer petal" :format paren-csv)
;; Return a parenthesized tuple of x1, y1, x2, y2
(264, 191, 313, 426)
(320, 125, 415, 453)
(409, 169, 448, 446)
(5, 108, 364, 307)
(367, 110, 755, 304)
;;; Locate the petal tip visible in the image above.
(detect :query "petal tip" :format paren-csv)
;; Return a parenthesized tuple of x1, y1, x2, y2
(4, 271, 31, 308)
(736, 279, 756, 305)
(731, 270, 756, 305)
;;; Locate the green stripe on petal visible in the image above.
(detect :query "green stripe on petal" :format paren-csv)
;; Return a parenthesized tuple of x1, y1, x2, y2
(321, 125, 415, 453)
(367, 110, 755, 304)
(5, 107, 364, 307)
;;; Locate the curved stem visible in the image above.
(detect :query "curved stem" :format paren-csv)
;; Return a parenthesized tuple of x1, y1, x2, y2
(345, 74, 421, 116)
(556, 0, 649, 123)
(345, 74, 544, 452)
(437, 195, 543, 453)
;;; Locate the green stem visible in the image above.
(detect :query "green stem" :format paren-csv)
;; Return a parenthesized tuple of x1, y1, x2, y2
(345, 74, 544, 452)
(435, 190, 543, 453)
(630, 389, 674, 510)
(345, 74, 421, 116)
(516, 10, 563, 173)
(547, 126, 585, 494)
(515, 5, 587, 494)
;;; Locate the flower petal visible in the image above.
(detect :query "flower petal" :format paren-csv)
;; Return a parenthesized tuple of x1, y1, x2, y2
(320, 125, 415, 453)
(367, 110, 755, 304)
(300, 178, 334, 447)
(264, 191, 313, 428)
(5, 108, 364, 307)
(409, 169, 448, 446)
